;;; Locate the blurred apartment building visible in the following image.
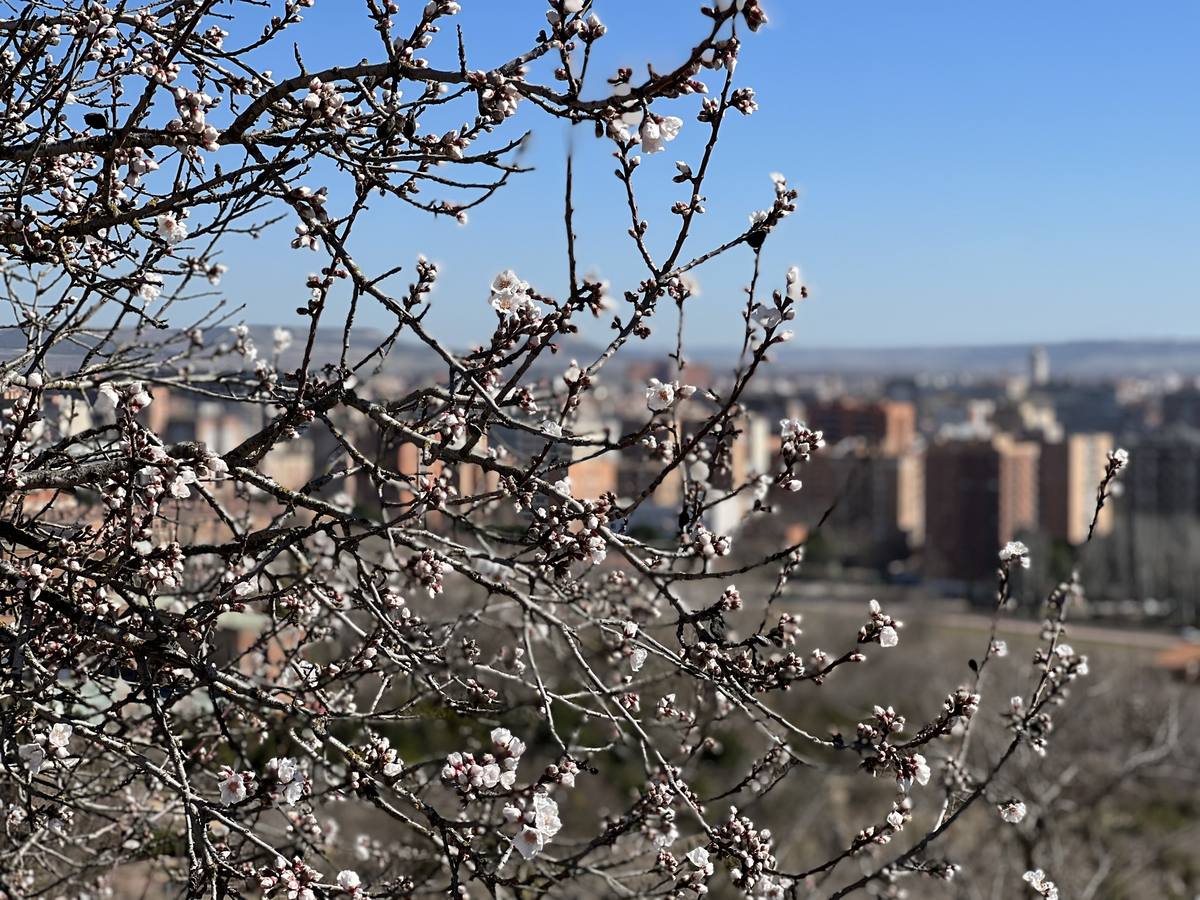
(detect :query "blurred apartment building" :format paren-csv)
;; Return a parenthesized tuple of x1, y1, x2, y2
(144, 387, 316, 547)
(148, 386, 315, 492)
(924, 425, 1116, 581)
(756, 398, 925, 565)
(564, 405, 772, 539)
(924, 434, 1039, 580)
(1123, 426, 1200, 516)
(915, 348, 1122, 581)
(805, 397, 916, 455)
(1161, 386, 1200, 431)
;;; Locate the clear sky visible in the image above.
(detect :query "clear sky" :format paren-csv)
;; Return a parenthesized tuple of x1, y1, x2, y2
(219, 1, 1200, 350)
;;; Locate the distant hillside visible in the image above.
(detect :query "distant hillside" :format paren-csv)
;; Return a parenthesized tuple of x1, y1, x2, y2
(6, 325, 1200, 379)
(569, 336, 1200, 378)
(762, 339, 1200, 378)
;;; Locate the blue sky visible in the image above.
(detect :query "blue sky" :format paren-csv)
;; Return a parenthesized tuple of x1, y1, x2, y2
(220, 1, 1199, 349)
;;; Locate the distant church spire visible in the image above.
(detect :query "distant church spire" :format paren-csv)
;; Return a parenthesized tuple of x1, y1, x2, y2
(1029, 345, 1050, 387)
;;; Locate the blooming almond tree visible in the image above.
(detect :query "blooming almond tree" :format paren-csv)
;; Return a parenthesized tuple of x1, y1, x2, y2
(0, 1, 1129, 898)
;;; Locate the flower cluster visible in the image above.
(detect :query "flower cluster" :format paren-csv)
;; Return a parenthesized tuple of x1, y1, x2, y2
(640, 114, 684, 153)
(258, 857, 321, 900)
(97, 380, 154, 414)
(489, 270, 543, 321)
(709, 807, 783, 897)
(301, 77, 349, 126)
(1022, 868, 1060, 899)
(218, 767, 255, 806)
(646, 377, 696, 412)
(266, 756, 308, 806)
(508, 792, 562, 859)
(859, 598, 901, 648)
(691, 525, 732, 559)
(779, 419, 824, 461)
(1000, 540, 1031, 569)
(19, 723, 73, 775)
(168, 86, 221, 151)
(441, 727, 525, 800)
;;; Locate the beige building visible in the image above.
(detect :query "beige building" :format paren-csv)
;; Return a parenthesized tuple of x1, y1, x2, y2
(569, 450, 619, 500)
(807, 398, 917, 455)
(757, 441, 925, 565)
(872, 449, 926, 548)
(1039, 433, 1114, 544)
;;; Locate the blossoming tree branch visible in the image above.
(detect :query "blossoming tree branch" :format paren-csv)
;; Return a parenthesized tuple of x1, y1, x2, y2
(0, 1, 1127, 898)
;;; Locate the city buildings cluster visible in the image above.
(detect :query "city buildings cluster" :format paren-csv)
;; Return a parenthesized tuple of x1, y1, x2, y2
(23, 343, 1200, 623)
(728, 346, 1200, 619)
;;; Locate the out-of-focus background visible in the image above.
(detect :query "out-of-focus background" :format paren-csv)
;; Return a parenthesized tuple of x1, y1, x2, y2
(76, 329, 1200, 896)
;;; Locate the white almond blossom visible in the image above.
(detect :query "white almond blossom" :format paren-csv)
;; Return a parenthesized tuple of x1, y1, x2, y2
(1022, 869, 1059, 899)
(1000, 800, 1028, 823)
(1000, 540, 1031, 568)
(47, 723, 72, 750)
(491, 727, 527, 760)
(268, 757, 305, 806)
(95, 381, 153, 414)
(640, 115, 682, 153)
(911, 753, 931, 787)
(646, 378, 676, 412)
(138, 272, 164, 302)
(273, 327, 294, 354)
(785, 265, 806, 301)
(155, 212, 188, 244)
(514, 793, 562, 859)
(218, 767, 250, 806)
(489, 269, 538, 318)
